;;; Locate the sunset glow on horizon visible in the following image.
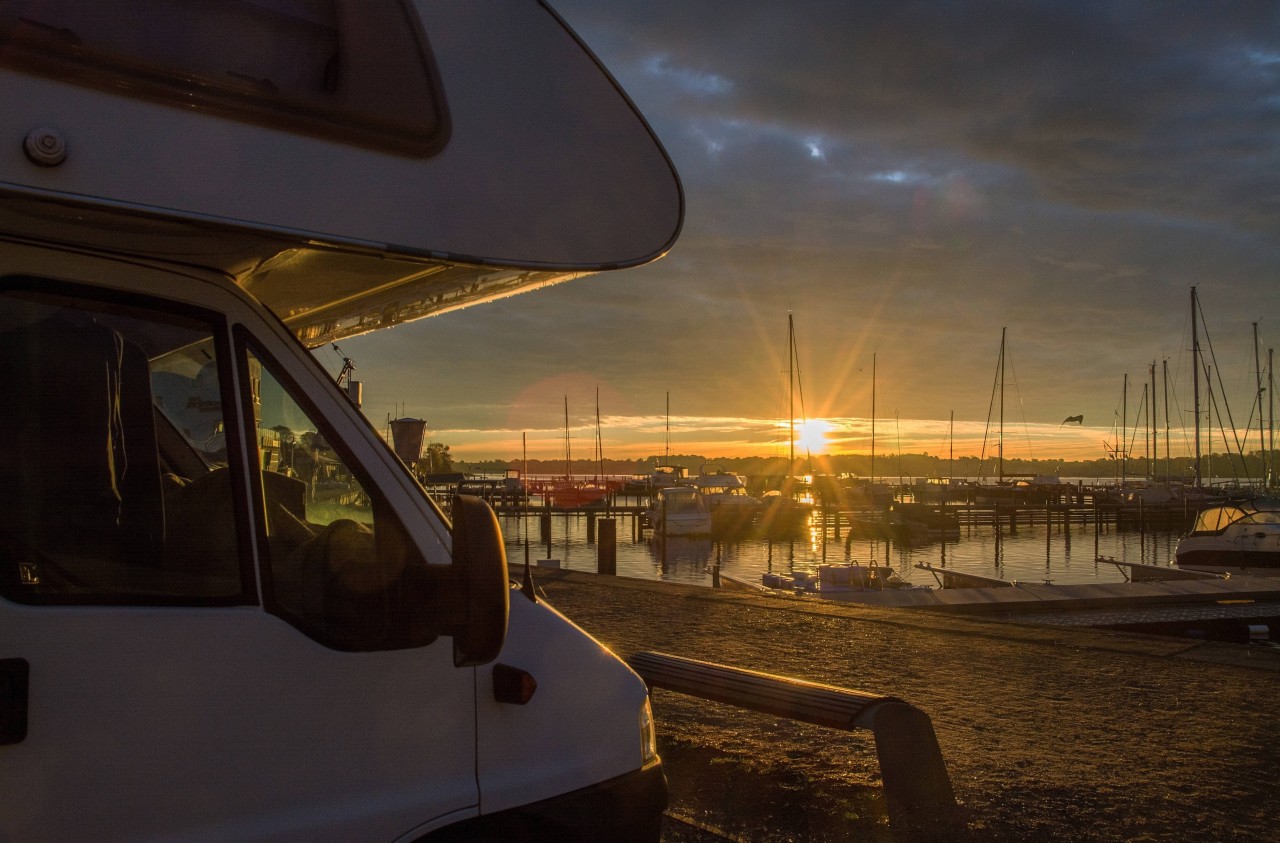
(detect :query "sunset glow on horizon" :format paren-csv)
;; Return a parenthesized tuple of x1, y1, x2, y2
(412, 412, 1215, 466)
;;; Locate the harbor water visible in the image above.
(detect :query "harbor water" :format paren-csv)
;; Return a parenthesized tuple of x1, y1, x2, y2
(495, 507, 1184, 590)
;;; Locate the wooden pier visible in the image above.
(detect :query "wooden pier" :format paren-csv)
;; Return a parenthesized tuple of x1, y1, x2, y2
(490, 502, 1200, 554)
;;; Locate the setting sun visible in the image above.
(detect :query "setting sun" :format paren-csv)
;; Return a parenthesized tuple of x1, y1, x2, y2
(794, 419, 833, 455)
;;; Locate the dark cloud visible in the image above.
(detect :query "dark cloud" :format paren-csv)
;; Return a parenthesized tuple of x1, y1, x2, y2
(563, 0, 1280, 233)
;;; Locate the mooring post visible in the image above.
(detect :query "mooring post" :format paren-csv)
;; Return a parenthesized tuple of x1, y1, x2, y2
(598, 518, 616, 575)
(587, 510, 596, 544)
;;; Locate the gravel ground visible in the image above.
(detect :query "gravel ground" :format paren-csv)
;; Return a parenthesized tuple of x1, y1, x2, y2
(531, 570, 1280, 842)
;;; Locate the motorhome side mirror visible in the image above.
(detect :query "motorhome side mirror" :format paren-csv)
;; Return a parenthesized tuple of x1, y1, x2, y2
(449, 495, 510, 667)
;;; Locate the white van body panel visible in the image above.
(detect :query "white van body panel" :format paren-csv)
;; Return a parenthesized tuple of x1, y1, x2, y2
(476, 595, 649, 814)
(0, 605, 477, 843)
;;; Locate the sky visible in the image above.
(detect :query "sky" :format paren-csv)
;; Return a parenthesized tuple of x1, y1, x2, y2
(329, 0, 1280, 466)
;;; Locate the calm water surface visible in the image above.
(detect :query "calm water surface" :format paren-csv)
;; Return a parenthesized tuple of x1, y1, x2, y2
(496, 508, 1183, 590)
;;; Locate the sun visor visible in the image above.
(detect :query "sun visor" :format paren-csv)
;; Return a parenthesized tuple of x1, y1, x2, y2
(0, 0, 683, 271)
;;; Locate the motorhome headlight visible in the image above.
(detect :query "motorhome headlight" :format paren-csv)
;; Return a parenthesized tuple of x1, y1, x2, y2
(639, 696, 658, 764)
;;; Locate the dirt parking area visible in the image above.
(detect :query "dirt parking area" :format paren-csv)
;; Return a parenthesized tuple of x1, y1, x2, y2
(532, 570, 1280, 842)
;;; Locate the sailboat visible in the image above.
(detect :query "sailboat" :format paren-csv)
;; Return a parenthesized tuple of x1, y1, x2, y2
(839, 350, 893, 509)
(758, 314, 812, 535)
(622, 391, 689, 494)
(547, 396, 608, 508)
(1173, 303, 1280, 571)
(972, 328, 1025, 505)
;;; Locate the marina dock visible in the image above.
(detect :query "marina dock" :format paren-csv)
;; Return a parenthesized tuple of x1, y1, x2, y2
(807, 571, 1280, 637)
(479, 493, 1215, 534)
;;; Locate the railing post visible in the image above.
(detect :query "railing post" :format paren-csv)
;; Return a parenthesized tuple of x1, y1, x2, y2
(628, 651, 960, 833)
(858, 700, 958, 831)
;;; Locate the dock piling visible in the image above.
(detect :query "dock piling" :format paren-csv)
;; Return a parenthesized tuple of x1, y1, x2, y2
(597, 518, 616, 575)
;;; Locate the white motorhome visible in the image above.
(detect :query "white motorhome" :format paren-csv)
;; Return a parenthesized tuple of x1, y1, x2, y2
(0, 1, 681, 840)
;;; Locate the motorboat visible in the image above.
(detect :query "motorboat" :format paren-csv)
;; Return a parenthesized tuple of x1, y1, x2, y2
(1175, 498, 1280, 575)
(645, 486, 712, 536)
(689, 465, 758, 509)
(690, 465, 759, 533)
(839, 478, 896, 507)
(762, 563, 928, 594)
(622, 464, 689, 495)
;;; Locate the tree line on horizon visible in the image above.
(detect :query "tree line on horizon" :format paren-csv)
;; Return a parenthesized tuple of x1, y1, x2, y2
(455, 449, 1278, 483)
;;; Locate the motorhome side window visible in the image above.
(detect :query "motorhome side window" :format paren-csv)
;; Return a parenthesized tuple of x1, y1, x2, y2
(0, 285, 250, 604)
(244, 344, 434, 651)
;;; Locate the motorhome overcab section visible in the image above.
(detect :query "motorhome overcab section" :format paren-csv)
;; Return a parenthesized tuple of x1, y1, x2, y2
(0, 2, 682, 841)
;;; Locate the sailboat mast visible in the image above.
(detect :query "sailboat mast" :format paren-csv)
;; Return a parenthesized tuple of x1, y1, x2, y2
(522, 431, 528, 526)
(1192, 286, 1202, 487)
(595, 386, 603, 483)
(788, 313, 795, 472)
(1163, 359, 1171, 482)
(1269, 347, 1275, 489)
(949, 409, 954, 483)
(1143, 383, 1150, 478)
(1121, 373, 1128, 486)
(664, 391, 670, 463)
(563, 396, 571, 482)
(870, 352, 877, 486)
(1150, 362, 1157, 481)
(998, 327, 1006, 483)
(895, 412, 903, 486)
(1205, 361, 1215, 482)
(1255, 322, 1265, 486)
